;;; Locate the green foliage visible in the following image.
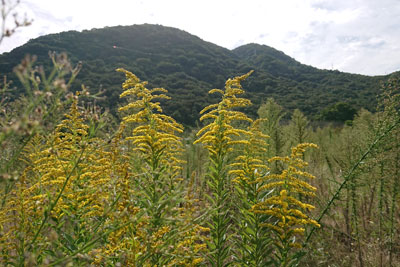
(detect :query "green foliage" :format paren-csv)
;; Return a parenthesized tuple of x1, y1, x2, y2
(302, 79, 400, 266)
(234, 43, 383, 116)
(0, 24, 387, 126)
(319, 102, 358, 122)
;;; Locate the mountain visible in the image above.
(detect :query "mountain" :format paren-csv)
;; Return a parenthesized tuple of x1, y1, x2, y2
(0, 24, 391, 125)
(233, 43, 386, 116)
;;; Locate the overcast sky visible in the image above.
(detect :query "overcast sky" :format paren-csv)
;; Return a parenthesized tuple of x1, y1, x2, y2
(1, 0, 400, 76)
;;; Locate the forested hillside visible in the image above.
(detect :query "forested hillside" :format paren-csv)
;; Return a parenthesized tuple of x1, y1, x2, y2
(0, 24, 394, 125)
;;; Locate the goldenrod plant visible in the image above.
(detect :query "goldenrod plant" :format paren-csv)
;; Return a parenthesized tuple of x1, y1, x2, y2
(85, 124, 138, 266)
(0, 94, 112, 265)
(229, 119, 273, 266)
(114, 68, 204, 266)
(0, 53, 81, 213)
(252, 143, 320, 266)
(168, 173, 209, 266)
(195, 71, 254, 266)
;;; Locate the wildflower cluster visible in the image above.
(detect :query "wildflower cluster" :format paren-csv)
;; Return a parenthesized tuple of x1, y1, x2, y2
(252, 143, 320, 265)
(0, 95, 111, 265)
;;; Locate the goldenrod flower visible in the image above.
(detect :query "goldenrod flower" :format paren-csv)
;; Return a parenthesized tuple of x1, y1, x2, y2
(252, 143, 320, 254)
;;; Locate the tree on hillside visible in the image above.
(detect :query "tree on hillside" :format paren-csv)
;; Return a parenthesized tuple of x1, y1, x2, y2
(319, 102, 357, 122)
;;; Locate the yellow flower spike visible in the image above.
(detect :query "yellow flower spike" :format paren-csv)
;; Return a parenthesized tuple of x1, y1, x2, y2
(253, 142, 320, 256)
(111, 69, 198, 265)
(118, 68, 185, 170)
(195, 71, 258, 265)
(196, 71, 254, 154)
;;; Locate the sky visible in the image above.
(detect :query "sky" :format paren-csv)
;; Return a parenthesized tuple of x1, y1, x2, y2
(1, 0, 400, 76)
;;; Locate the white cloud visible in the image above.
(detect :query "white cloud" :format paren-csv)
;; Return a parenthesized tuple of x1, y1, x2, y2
(289, 0, 400, 74)
(1, 0, 399, 75)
